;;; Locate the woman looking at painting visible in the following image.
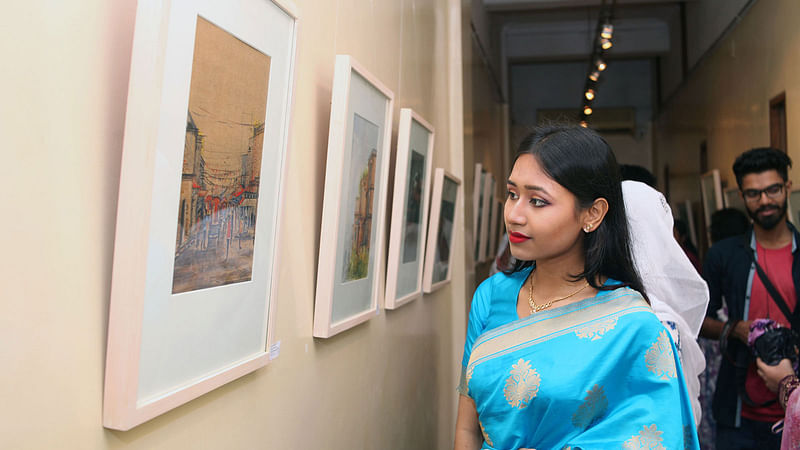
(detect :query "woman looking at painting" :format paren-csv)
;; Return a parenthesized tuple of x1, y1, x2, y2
(453, 125, 699, 449)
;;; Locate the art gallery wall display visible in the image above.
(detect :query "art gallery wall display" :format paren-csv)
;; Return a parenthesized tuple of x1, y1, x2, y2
(313, 55, 394, 338)
(700, 169, 724, 228)
(478, 174, 494, 263)
(723, 187, 745, 213)
(423, 169, 461, 293)
(492, 197, 504, 259)
(384, 109, 435, 310)
(790, 190, 800, 225)
(103, 0, 298, 430)
(472, 163, 484, 263)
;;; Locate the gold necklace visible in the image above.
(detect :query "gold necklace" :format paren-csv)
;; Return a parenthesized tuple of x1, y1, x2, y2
(528, 274, 590, 314)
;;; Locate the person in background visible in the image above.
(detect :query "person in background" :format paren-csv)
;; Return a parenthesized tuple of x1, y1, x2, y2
(619, 166, 708, 428)
(701, 147, 798, 450)
(697, 206, 751, 449)
(756, 357, 800, 449)
(674, 218, 702, 274)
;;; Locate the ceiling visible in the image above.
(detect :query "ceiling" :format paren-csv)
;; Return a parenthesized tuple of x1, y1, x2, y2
(479, 0, 751, 133)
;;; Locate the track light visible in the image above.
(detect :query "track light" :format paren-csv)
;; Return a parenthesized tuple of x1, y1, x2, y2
(589, 71, 600, 82)
(583, 106, 593, 116)
(579, 120, 588, 128)
(596, 59, 607, 71)
(585, 89, 595, 101)
(601, 23, 614, 40)
(601, 38, 613, 50)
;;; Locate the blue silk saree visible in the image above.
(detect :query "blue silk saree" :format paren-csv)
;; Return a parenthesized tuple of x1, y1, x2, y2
(459, 268, 700, 450)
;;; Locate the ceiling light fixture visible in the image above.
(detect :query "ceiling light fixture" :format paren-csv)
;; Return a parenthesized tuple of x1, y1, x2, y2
(601, 38, 613, 50)
(601, 23, 614, 40)
(596, 59, 607, 71)
(583, 106, 593, 116)
(585, 89, 595, 101)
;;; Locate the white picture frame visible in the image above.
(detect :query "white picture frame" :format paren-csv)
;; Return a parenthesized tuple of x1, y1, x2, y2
(313, 55, 394, 338)
(423, 169, 461, 293)
(478, 174, 494, 263)
(472, 163, 484, 263)
(385, 109, 434, 310)
(700, 169, 724, 228)
(723, 187, 745, 213)
(103, 0, 298, 430)
(790, 189, 800, 225)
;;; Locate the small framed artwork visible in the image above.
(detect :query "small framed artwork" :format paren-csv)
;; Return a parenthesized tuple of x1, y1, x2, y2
(385, 109, 434, 310)
(472, 163, 484, 262)
(478, 174, 494, 263)
(423, 169, 462, 293)
(313, 55, 394, 338)
(487, 194, 500, 262)
(103, 0, 298, 430)
(790, 189, 800, 225)
(700, 169, 724, 227)
(724, 187, 745, 213)
(494, 197, 504, 258)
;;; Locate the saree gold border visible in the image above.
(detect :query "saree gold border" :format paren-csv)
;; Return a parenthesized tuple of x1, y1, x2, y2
(467, 291, 650, 369)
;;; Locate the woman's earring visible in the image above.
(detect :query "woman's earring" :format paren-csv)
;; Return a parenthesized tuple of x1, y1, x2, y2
(584, 224, 592, 232)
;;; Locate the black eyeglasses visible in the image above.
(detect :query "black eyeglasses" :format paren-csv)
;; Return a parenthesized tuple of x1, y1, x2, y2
(742, 183, 786, 202)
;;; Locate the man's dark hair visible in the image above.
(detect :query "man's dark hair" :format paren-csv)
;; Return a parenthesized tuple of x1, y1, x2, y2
(732, 147, 792, 189)
(620, 164, 656, 188)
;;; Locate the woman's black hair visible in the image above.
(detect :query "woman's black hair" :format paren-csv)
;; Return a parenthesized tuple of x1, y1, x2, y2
(505, 124, 647, 301)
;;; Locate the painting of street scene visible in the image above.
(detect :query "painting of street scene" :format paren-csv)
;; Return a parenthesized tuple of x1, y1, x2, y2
(172, 16, 271, 294)
(433, 177, 458, 283)
(402, 150, 425, 263)
(342, 114, 380, 282)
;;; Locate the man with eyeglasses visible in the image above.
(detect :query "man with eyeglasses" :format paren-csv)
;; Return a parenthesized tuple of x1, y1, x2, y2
(701, 147, 796, 449)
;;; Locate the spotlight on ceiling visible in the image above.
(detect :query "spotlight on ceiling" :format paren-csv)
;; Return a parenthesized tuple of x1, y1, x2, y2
(583, 106, 593, 116)
(601, 38, 613, 50)
(579, 120, 589, 128)
(589, 71, 600, 82)
(596, 59, 607, 71)
(585, 89, 595, 101)
(601, 23, 614, 40)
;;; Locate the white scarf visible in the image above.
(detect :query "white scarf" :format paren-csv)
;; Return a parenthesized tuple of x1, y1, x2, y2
(622, 180, 709, 425)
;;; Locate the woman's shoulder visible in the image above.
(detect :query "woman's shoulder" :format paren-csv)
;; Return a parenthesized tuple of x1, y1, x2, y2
(476, 267, 530, 295)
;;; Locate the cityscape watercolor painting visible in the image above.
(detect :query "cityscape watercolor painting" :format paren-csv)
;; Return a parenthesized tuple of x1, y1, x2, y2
(172, 17, 271, 294)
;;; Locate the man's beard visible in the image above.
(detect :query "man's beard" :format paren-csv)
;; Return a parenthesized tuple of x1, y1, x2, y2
(746, 198, 788, 230)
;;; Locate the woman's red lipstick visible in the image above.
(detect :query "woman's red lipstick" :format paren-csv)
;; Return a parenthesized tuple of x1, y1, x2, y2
(508, 231, 530, 244)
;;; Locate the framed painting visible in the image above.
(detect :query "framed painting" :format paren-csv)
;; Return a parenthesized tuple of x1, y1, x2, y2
(103, 0, 298, 430)
(478, 174, 494, 263)
(472, 163, 484, 263)
(723, 187, 745, 213)
(423, 169, 461, 293)
(385, 109, 434, 310)
(487, 192, 500, 262)
(700, 169, 724, 228)
(790, 189, 800, 225)
(313, 55, 394, 338)
(492, 197, 504, 259)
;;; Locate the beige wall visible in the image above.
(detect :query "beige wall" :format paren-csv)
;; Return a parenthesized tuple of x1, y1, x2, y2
(655, 0, 800, 210)
(0, 0, 473, 448)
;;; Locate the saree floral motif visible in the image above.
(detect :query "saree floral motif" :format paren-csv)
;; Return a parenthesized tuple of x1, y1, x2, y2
(645, 330, 677, 380)
(574, 317, 618, 340)
(503, 359, 541, 408)
(571, 384, 608, 429)
(623, 424, 665, 450)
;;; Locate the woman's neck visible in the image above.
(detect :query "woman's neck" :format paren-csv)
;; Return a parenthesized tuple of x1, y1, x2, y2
(533, 253, 587, 294)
